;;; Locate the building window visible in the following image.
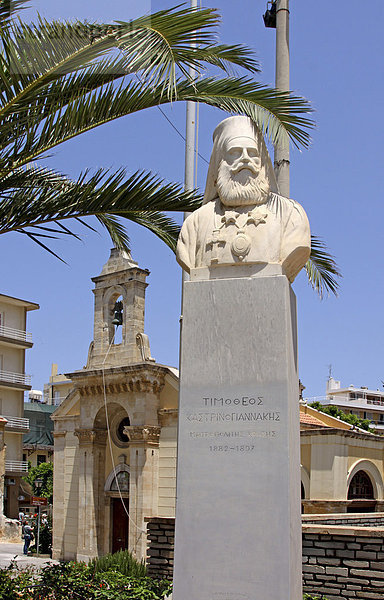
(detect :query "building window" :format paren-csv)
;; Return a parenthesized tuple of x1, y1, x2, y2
(53, 391, 61, 406)
(348, 471, 374, 499)
(37, 454, 46, 465)
(116, 417, 130, 443)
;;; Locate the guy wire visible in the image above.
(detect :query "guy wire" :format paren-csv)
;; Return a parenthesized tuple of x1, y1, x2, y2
(102, 334, 146, 537)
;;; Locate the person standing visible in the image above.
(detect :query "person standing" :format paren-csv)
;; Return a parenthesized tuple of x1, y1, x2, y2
(22, 522, 33, 556)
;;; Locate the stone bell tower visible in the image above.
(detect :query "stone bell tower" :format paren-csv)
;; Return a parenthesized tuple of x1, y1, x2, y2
(87, 248, 151, 369)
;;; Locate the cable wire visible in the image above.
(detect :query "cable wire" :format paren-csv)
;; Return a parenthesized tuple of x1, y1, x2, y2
(101, 332, 146, 538)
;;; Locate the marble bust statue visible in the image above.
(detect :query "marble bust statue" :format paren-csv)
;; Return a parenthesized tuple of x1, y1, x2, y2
(176, 116, 311, 282)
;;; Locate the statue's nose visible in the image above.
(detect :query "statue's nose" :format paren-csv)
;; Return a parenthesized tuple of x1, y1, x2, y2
(240, 149, 251, 162)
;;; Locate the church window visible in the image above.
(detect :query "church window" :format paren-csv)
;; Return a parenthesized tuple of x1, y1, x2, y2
(110, 470, 130, 492)
(116, 416, 130, 443)
(348, 471, 374, 499)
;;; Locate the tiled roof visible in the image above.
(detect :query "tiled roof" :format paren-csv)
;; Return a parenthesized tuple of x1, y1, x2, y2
(300, 412, 331, 428)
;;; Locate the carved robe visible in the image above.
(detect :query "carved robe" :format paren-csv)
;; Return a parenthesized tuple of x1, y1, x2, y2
(176, 193, 311, 283)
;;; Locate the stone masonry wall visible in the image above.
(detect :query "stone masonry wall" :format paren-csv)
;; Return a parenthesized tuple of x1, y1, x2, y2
(303, 513, 384, 528)
(145, 518, 174, 580)
(302, 526, 384, 600)
(146, 517, 384, 599)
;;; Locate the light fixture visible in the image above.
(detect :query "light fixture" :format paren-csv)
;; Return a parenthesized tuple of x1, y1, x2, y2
(34, 478, 43, 492)
(263, 1, 277, 28)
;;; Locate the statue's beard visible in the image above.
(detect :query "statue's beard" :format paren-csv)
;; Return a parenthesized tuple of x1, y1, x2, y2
(216, 161, 270, 207)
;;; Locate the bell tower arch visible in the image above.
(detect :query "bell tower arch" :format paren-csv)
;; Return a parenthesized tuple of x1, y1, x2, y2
(88, 248, 150, 368)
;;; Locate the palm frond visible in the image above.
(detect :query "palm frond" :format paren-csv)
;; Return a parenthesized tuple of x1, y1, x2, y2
(0, 0, 29, 26)
(0, 6, 259, 117)
(0, 77, 313, 171)
(305, 235, 341, 299)
(0, 165, 202, 252)
(117, 6, 259, 98)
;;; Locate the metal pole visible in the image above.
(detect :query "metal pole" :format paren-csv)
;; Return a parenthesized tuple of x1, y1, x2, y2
(274, 0, 290, 198)
(37, 504, 41, 556)
(184, 0, 198, 194)
(182, 0, 198, 286)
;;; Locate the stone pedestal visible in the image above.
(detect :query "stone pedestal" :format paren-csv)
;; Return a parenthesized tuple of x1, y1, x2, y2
(173, 275, 302, 600)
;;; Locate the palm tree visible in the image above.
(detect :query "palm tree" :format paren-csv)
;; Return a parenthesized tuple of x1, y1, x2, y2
(0, 3, 338, 296)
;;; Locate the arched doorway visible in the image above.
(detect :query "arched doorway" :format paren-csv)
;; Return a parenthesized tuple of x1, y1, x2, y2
(347, 470, 376, 513)
(110, 469, 130, 553)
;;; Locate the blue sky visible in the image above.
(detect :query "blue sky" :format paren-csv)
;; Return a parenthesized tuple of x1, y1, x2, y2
(1, 0, 383, 399)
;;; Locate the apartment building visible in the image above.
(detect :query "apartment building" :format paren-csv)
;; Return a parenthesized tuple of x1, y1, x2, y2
(311, 377, 384, 435)
(43, 364, 72, 406)
(0, 294, 39, 518)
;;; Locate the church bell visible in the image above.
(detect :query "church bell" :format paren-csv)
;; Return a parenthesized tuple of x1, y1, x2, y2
(263, 1, 277, 28)
(111, 300, 123, 326)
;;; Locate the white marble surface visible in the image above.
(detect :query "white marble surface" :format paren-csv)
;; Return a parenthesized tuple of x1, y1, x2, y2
(176, 116, 310, 282)
(173, 275, 302, 600)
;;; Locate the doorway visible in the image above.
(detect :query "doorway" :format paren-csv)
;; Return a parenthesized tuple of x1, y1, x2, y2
(112, 498, 129, 553)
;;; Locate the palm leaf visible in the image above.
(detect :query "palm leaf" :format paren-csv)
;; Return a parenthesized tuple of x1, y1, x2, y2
(0, 165, 202, 252)
(0, 0, 28, 25)
(305, 235, 341, 299)
(0, 77, 313, 172)
(0, 6, 260, 116)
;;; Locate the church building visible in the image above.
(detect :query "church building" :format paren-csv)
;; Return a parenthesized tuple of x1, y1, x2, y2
(52, 249, 178, 561)
(52, 249, 384, 563)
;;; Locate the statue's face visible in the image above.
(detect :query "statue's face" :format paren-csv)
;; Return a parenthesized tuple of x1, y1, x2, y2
(216, 135, 270, 207)
(224, 136, 261, 185)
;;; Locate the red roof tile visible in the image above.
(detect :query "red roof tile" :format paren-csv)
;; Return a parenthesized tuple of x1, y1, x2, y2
(300, 412, 331, 428)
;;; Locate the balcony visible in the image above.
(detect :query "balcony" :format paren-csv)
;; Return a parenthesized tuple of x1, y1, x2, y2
(0, 370, 32, 390)
(0, 325, 33, 348)
(5, 460, 28, 474)
(4, 415, 29, 433)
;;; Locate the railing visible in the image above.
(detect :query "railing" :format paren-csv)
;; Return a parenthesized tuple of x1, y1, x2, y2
(0, 325, 32, 343)
(5, 460, 28, 473)
(3, 415, 29, 430)
(0, 370, 31, 386)
(305, 395, 384, 408)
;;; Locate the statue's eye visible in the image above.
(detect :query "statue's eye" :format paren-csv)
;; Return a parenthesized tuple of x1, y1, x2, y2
(228, 147, 241, 158)
(248, 148, 258, 158)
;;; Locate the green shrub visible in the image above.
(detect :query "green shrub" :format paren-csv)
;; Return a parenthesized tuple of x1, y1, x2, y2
(0, 560, 172, 599)
(89, 549, 147, 578)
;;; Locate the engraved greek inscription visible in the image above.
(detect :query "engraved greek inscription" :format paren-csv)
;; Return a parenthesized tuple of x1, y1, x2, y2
(202, 396, 266, 407)
(187, 411, 281, 423)
(189, 430, 277, 439)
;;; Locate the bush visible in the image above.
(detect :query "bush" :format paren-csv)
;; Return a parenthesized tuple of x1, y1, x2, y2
(0, 558, 172, 600)
(89, 549, 147, 578)
(0, 561, 328, 600)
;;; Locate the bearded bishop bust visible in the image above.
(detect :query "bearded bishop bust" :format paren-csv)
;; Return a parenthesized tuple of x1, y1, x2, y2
(176, 116, 311, 282)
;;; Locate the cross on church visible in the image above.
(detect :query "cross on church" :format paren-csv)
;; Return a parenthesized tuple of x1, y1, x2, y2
(206, 229, 226, 263)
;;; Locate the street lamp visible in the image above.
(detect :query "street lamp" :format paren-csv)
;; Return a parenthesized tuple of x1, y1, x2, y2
(263, 0, 290, 198)
(34, 478, 43, 556)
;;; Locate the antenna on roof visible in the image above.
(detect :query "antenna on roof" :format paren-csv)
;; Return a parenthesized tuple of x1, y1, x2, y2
(328, 364, 333, 380)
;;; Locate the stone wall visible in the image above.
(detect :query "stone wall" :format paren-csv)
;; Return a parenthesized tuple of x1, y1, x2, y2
(146, 517, 384, 599)
(303, 513, 384, 528)
(302, 525, 384, 599)
(145, 517, 174, 580)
